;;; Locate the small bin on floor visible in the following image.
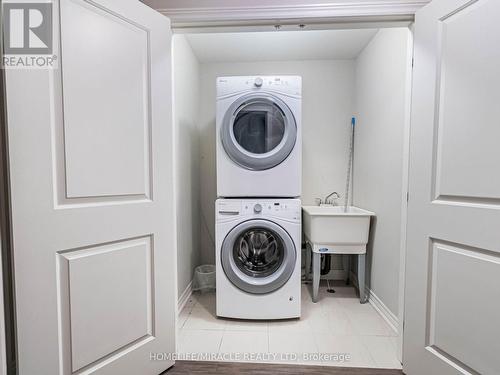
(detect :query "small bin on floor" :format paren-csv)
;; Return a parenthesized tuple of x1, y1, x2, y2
(192, 264, 216, 292)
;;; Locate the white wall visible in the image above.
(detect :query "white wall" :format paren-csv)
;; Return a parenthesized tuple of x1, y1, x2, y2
(172, 35, 201, 296)
(198, 60, 355, 264)
(353, 28, 411, 316)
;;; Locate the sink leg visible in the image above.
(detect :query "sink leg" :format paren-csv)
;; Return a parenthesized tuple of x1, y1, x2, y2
(305, 243, 311, 281)
(345, 255, 351, 285)
(358, 254, 367, 304)
(312, 252, 320, 303)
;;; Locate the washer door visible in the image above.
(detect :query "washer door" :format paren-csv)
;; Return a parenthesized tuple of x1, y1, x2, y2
(221, 219, 296, 294)
(221, 93, 297, 170)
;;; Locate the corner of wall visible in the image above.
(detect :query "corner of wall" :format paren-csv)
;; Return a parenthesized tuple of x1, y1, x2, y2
(352, 27, 412, 318)
(172, 34, 203, 295)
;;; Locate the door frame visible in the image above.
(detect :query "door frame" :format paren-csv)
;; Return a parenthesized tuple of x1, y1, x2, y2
(154, 0, 421, 366)
(148, 0, 430, 32)
(397, 24, 415, 362)
(0, 65, 9, 375)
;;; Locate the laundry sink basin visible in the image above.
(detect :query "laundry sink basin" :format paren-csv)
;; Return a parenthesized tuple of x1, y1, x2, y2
(302, 206, 375, 252)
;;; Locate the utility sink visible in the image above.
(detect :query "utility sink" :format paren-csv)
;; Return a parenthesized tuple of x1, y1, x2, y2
(302, 205, 375, 304)
(302, 206, 375, 253)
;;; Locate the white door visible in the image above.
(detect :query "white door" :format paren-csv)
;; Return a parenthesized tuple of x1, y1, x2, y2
(404, 0, 500, 374)
(4, 0, 175, 374)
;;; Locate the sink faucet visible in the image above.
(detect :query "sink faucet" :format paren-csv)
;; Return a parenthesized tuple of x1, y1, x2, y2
(324, 191, 340, 205)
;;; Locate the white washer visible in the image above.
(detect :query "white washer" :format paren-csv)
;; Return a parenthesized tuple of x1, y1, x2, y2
(216, 76, 302, 198)
(215, 198, 301, 319)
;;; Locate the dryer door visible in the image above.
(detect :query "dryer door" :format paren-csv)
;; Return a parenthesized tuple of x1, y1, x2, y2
(221, 93, 297, 170)
(221, 219, 296, 294)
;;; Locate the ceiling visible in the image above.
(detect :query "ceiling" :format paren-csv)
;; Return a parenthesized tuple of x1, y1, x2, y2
(184, 29, 379, 63)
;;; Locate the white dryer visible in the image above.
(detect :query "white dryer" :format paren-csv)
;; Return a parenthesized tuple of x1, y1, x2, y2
(215, 198, 301, 320)
(216, 76, 302, 198)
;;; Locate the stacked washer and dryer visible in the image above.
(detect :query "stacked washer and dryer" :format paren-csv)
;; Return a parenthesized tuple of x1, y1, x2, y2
(215, 76, 302, 319)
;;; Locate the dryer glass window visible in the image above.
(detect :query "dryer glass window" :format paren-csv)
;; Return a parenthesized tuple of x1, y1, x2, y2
(233, 102, 285, 154)
(233, 228, 284, 278)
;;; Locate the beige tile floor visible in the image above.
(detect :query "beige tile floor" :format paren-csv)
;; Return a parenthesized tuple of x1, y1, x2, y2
(177, 281, 401, 369)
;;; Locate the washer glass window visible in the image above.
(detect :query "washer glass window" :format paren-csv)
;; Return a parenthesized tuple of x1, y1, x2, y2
(233, 102, 285, 154)
(233, 227, 284, 278)
(221, 93, 297, 170)
(221, 219, 296, 294)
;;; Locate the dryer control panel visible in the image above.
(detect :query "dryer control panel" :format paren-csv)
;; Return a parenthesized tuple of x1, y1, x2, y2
(216, 76, 302, 97)
(216, 199, 301, 221)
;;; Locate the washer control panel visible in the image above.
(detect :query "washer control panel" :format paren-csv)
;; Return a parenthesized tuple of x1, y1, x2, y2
(216, 199, 300, 221)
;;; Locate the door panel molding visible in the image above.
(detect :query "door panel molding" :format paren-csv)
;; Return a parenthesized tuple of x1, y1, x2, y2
(57, 235, 155, 373)
(52, 0, 154, 205)
(430, 0, 500, 204)
(425, 238, 500, 374)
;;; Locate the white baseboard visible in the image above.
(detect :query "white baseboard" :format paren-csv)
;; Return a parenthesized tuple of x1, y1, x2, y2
(178, 280, 193, 314)
(349, 271, 399, 335)
(367, 289, 399, 334)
